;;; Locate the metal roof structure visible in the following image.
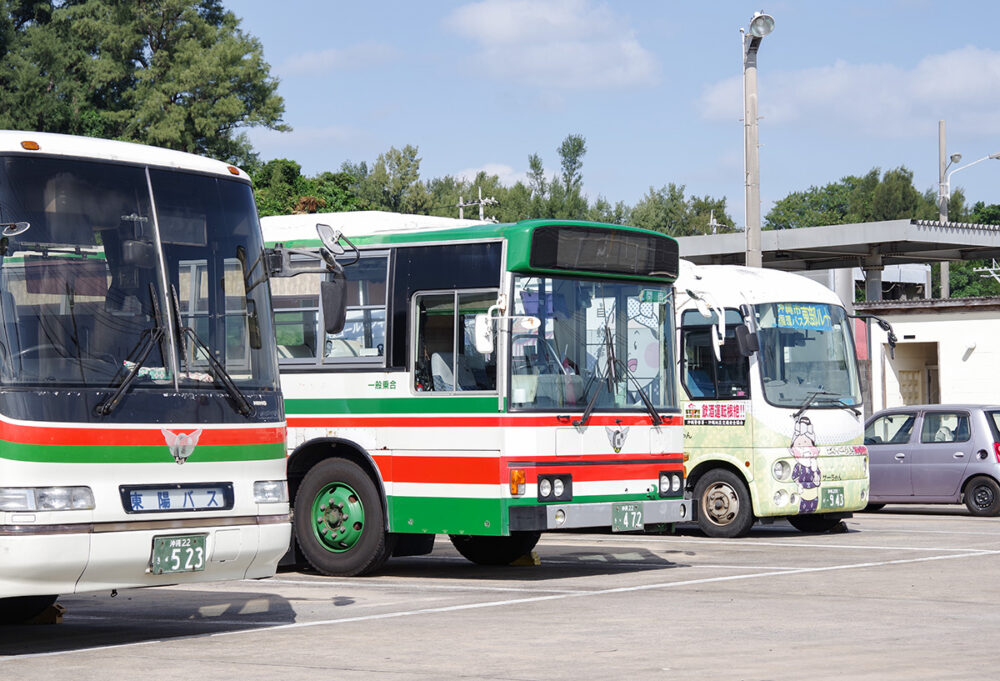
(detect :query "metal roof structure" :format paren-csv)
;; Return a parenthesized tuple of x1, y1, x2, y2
(677, 219, 1000, 271)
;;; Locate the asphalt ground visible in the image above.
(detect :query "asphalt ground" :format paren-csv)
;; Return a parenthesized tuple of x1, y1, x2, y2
(3, 506, 999, 680)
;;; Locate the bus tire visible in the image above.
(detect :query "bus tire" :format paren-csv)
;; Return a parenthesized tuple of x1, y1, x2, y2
(0, 595, 58, 624)
(294, 458, 391, 576)
(694, 469, 754, 538)
(786, 514, 843, 533)
(448, 532, 541, 566)
(964, 476, 1000, 516)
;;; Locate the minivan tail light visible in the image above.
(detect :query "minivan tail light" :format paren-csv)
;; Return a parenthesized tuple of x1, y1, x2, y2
(994, 443, 1000, 463)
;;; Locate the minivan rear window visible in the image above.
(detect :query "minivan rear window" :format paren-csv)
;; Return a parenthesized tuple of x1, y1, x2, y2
(988, 411, 1000, 439)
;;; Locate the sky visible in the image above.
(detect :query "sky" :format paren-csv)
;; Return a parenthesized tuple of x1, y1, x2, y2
(233, 0, 1000, 227)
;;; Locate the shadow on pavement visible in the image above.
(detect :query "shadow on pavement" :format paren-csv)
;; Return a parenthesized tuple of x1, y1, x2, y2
(0, 588, 296, 657)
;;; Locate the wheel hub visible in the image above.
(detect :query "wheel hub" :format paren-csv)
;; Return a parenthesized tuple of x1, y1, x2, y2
(974, 486, 995, 509)
(703, 482, 739, 526)
(311, 483, 365, 552)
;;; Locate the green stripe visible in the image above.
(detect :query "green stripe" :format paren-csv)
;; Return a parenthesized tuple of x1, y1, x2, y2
(389, 495, 506, 535)
(286, 396, 501, 415)
(0, 442, 285, 464)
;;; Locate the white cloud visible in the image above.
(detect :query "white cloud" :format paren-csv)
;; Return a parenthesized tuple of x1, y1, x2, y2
(444, 0, 658, 90)
(247, 125, 363, 155)
(277, 43, 399, 78)
(456, 163, 527, 186)
(699, 46, 1000, 137)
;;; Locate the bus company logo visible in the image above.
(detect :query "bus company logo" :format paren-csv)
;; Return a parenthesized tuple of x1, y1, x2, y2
(605, 426, 630, 453)
(161, 428, 203, 465)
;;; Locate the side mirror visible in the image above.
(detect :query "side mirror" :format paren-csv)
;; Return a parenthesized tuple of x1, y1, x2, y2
(321, 269, 347, 335)
(511, 316, 541, 333)
(474, 314, 494, 354)
(734, 324, 759, 356)
(316, 223, 345, 256)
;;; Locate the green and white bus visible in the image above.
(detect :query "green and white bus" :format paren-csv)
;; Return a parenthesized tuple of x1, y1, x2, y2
(263, 212, 691, 575)
(0, 131, 290, 623)
(675, 260, 870, 537)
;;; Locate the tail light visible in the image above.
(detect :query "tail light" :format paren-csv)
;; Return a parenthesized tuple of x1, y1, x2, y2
(994, 443, 1000, 463)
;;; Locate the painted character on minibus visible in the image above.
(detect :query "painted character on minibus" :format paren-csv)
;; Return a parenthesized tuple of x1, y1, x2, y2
(789, 416, 821, 513)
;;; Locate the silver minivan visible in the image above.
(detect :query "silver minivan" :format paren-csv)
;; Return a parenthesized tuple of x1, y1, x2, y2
(864, 405, 1000, 515)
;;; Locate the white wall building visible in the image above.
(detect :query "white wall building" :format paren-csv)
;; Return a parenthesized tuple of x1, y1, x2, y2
(856, 298, 1000, 409)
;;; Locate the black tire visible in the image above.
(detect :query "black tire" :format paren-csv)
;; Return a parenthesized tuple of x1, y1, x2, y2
(787, 514, 843, 533)
(863, 503, 886, 512)
(448, 532, 541, 566)
(0, 595, 58, 624)
(964, 476, 1000, 516)
(693, 469, 755, 538)
(293, 458, 392, 576)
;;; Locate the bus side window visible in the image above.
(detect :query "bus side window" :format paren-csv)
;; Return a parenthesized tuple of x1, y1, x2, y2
(413, 290, 497, 393)
(681, 326, 750, 400)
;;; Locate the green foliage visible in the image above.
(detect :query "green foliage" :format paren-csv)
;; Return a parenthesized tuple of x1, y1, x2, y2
(765, 166, 944, 229)
(0, 0, 286, 165)
(940, 201, 1000, 298)
(251, 158, 358, 217)
(630, 184, 736, 236)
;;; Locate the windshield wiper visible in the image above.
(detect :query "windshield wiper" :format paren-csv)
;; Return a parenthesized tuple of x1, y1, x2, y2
(616, 357, 663, 426)
(169, 285, 254, 417)
(574, 325, 616, 427)
(814, 395, 862, 416)
(792, 390, 836, 420)
(95, 327, 164, 416)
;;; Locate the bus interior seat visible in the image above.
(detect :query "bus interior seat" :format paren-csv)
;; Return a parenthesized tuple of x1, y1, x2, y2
(431, 352, 477, 391)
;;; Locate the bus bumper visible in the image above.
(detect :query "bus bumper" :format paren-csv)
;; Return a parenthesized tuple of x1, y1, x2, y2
(509, 498, 690, 532)
(0, 515, 290, 598)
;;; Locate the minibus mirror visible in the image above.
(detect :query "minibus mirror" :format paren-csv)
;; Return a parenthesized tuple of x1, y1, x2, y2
(734, 323, 759, 356)
(321, 270, 347, 335)
(474, 314, 494, 354)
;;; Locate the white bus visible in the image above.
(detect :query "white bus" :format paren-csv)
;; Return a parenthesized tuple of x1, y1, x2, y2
(675, 261, 871, 537)
(0, 131, 291, 623)
(263, 212, 691, 575)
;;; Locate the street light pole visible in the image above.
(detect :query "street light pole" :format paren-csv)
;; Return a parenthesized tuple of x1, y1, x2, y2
(937, 118, 1000, 298)
(743, 11, 773, 269)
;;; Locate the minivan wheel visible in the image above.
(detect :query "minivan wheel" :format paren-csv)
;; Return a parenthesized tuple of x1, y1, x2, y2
(964, 476, 1000, 516)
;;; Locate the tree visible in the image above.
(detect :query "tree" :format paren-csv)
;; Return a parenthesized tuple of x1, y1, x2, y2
(630, 184, 735, 236)
(0, 0, 286, 165)
(555, 134, 587, 219)
(251, 158, 358, 217)
(939, 201, 1000, 298)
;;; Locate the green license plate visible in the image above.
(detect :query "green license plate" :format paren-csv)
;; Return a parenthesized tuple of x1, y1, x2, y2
(612, 502, 643, 532)
(150, 534, 207, 575)
(821, 486, 846, 510)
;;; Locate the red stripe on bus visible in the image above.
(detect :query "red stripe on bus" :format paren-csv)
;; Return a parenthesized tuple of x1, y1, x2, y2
(366, 454, 682, 485)
(288, 415, 682, 428)
(0, 421, 285, 447)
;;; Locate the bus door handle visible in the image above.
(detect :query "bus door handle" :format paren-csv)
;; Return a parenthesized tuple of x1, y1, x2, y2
(894, 453, 906, 461)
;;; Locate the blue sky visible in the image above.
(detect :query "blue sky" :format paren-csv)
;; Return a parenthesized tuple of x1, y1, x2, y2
(234, 1, 1000, 227)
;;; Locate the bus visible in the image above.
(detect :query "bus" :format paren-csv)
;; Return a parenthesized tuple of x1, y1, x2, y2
(674, 260, 870, 537)
(262, 212, 691, 575)
(0, 131, 291, 623)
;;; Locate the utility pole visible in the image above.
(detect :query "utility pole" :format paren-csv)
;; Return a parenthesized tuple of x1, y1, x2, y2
(938, 120, 950, 298)
(457, 187, 498, 221)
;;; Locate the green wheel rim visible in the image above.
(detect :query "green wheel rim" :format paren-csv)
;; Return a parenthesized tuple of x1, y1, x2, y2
(310, 481, 366, 553)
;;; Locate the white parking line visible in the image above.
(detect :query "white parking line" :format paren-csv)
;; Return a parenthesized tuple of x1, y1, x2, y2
(11, 547, 1000, 660)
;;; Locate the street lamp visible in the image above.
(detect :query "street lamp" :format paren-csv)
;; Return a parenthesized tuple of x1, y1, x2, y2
(743, 11, 774, 269)
(937, 119, 1000, 296)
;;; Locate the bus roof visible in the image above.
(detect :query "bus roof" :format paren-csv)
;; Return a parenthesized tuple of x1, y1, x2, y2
(676, 259, 847, 307)
(0, 130, 249, 181)
(262, 213, 680, 283)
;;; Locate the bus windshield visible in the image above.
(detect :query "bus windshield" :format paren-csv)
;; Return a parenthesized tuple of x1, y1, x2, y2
(0, 155, 277, 392)
(510, 275, 676, 411)
(755, 302, 861, 409)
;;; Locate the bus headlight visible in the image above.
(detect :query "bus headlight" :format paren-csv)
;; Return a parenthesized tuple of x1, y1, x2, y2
(253, 480, 289, 504)
(772, 460, 792, 481)
(538, 478, 552, 498)
(0, 486, 95, 511)
(773, 489, 789, 506)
